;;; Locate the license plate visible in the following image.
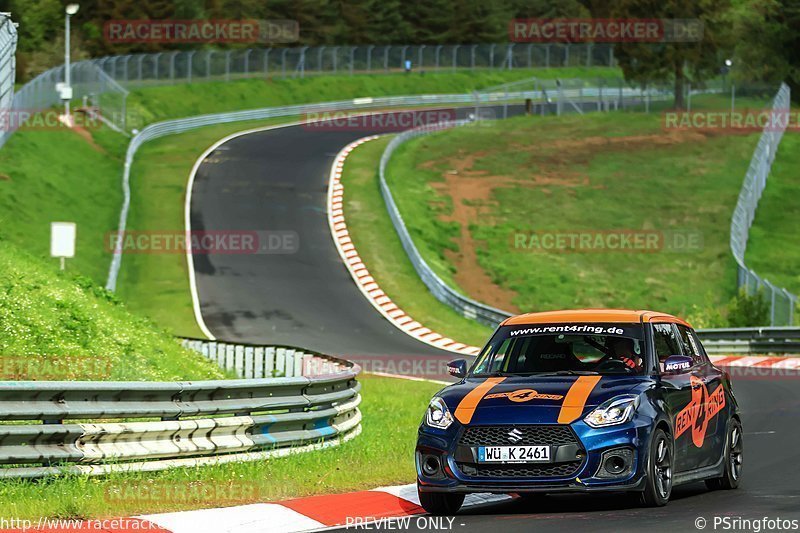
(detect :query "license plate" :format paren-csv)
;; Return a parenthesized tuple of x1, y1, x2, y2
(478, 445, 551, 463)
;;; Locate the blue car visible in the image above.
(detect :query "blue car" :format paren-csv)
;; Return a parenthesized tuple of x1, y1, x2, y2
(416, 309, 742, 514)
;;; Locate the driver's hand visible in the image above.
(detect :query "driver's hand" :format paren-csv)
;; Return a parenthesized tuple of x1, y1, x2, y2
(620, 357, 639, 370)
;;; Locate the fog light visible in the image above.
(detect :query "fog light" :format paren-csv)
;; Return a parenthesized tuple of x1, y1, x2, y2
(596, 448, 634, 479)
(422, 455, 441, 477)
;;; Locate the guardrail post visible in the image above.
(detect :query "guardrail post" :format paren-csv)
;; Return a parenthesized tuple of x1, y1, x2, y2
(276, 348, 287, 377)
(254, 347, 264, 377)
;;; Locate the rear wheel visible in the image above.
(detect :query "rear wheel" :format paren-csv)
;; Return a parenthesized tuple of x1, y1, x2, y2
(706, 419, 743, 491)
(418, 489, 465, 515)
(641, 428, 673, 507)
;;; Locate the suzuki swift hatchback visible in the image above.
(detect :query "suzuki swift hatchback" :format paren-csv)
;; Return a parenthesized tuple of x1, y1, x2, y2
(416, 309, 742, 514)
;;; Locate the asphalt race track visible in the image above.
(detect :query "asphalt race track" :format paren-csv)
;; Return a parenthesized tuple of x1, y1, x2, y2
(190, 105, 522, 359)
(328, 377, 800, 532)
(190, 107, 800, 530)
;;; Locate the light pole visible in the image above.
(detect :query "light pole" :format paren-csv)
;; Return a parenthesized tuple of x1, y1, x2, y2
(63, 4, 79, 121)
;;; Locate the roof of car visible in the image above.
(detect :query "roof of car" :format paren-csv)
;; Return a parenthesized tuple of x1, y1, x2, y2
(501, 309, 692, 328)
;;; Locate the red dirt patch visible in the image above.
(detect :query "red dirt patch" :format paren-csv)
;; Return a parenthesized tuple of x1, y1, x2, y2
(422, 129, 714, 312)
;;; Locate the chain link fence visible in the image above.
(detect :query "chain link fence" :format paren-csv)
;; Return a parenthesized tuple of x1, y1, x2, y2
(730, 83, 796, 326)
(0, 13, 17, 148)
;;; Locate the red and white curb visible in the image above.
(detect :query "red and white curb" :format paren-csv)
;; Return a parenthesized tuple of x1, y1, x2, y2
(138, 484, 511, 533)
(327, 136, 480, 357)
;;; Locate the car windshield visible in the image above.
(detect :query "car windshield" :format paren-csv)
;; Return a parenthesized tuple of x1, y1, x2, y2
(473, 323, 647, 376)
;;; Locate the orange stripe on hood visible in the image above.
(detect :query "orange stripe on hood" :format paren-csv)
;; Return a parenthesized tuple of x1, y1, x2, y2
(454, 377, 506, 425)
(558, 375, 602, 424)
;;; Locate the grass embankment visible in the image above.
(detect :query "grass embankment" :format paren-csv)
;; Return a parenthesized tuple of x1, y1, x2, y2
(0, 240, 223, 381)
(380, 106, 763, 324)
(746, 132, 800, 297)
(126, 67, 621, 125)
(0, 127, 128, 285)
(0, 374, 439, 519)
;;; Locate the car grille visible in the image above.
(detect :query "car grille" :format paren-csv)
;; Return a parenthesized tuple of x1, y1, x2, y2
(457, 461, 582, 478)
(459, 425, 578, 447)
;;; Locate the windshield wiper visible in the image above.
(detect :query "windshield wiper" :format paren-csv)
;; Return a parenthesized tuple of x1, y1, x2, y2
(532, 370, 600, 376)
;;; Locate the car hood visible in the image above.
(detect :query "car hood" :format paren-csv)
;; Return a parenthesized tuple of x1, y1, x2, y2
(438, 375, 653, 425)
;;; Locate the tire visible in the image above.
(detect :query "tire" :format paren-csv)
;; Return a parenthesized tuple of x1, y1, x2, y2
(641, 428, 673, 507)
(706, 419, 743, 491)
(417, 489, 465, 515)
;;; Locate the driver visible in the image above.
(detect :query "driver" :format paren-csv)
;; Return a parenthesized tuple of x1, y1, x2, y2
(609, 337, 642, 371)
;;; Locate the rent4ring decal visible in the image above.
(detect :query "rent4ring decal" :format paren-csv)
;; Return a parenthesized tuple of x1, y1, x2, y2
(483, 389, 565, 402)
(675, 376, 726, 448)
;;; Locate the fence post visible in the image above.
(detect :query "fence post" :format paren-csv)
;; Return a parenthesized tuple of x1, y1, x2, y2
(350, 46, 356, 75)
(452, 45, 459, 71)
(366, 44, 374, 71)
(489, 44, 495, 68)
(384, 46, 390, 72)
(282, 48, 288, 78)
(137, 55, 144, 83)
(225, 50, 231, 81)
(435, 44, 442, 69)
(317, 46, 325, 73)
(187, 50, 195, 83)
(244, 49, 251, 75)
(332, 46, 339, 73)
(527, 44, 533, 67)
(471, 45, 477, 70)
(418, 44, 425, 70)
(545, 45, 550, 68)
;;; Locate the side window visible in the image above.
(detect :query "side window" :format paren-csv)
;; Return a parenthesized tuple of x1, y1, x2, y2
(676, 325, 704, 365)
(689, 328, 711, 364)
(653, 323, 682, 364)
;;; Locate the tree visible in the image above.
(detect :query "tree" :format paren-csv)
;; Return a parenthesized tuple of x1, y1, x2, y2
(726, 0, 800, 102)
(610, 0, 732, 109)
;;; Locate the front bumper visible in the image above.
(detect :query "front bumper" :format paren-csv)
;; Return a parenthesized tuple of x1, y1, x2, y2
(416, 419, 651, 493)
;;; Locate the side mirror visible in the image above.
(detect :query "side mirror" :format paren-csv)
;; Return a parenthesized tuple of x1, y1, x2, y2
(663, 355, 693, 374)
(447, 359, 468, 379)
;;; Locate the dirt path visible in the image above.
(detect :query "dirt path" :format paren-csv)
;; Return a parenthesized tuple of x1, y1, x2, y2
(421, 129, 712, 312)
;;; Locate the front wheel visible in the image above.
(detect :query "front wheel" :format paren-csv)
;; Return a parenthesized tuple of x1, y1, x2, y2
(706, 419, 743, 491)
(641, 428, 673, 507)
(418, 489, 465, 515)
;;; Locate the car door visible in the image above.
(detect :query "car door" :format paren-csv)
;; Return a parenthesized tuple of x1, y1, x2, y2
(677, 325, 728, 468)
(652, 322, 696, 472)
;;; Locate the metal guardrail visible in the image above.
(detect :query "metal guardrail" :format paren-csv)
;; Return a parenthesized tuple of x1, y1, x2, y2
(697, 327, 800, 354)
(0, 343, 361, 479)
(729, 83, 797, 325)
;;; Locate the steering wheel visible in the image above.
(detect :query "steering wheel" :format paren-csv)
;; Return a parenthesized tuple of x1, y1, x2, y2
(596, 358, 634, 373)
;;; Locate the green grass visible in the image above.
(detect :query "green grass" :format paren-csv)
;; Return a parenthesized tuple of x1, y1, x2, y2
(0, 374, 439, 519)
(746, 132, 800, 296)
(385, 108, 762, 320)
(341, 138, 492, 347)
(0, 240, 223, 381)
(0, 127, 128, 285)
(127, 68, 622, 125)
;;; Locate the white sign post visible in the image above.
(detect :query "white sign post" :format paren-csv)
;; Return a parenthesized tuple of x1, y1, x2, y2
(50, 222, 76, 270)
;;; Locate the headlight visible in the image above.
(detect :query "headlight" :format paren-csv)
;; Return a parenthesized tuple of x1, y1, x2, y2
(425, 397, 454, 429)
(584, 395, 639, 428)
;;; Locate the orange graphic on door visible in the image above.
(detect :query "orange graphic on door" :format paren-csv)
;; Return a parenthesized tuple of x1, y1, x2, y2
(675, 375, 726, 448)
